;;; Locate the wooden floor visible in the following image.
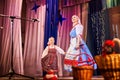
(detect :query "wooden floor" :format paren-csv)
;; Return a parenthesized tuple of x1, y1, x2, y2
(0, 76, 104, 80)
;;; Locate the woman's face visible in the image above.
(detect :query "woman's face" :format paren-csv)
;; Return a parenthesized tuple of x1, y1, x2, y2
(72, 15, 78, 23)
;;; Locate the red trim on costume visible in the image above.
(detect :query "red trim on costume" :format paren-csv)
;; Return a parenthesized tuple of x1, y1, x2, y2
(47, 71, 54, 74)
(79, 34, 82, 38)
(78, 56, 95, 65)
(79, 56, 82, 61)
(78, 61, 95, 65)
(64, 59, 78, 66)
(78, 60, 94, 63)
(43, 76, 57, 80)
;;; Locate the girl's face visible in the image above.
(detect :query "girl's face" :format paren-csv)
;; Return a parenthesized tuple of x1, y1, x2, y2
(48, 37, 54, 45)
(72, 15, 78, 23)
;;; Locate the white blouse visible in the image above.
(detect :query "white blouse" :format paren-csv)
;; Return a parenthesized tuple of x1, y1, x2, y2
(41, 45, 65, 58)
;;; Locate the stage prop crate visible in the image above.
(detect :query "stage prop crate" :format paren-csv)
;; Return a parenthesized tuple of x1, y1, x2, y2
(72, 65, 93, 80)
(95, 54, 120, 80)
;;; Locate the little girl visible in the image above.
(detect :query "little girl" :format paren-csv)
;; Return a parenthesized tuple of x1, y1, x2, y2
(41, 37, 65, 80)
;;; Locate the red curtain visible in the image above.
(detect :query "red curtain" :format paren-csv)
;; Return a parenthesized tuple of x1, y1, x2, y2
(23, 0, 46, 77)
(57, 0, 90, 76)
(0, 0, 23, 75)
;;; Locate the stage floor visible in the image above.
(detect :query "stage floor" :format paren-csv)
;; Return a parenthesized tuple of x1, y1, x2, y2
(0, 76, 104, 80)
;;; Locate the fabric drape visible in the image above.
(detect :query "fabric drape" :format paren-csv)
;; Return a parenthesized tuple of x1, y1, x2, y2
(23, 0, 46, 77)
(106, 0, 120, 8)
(57, 0, 90, 76)
(44, 0, 59, 48)
(0, 0, 5, 58)
(59, 0, 90, 7)
(88, 0, 109, 56)
(0, 0, 23, 75)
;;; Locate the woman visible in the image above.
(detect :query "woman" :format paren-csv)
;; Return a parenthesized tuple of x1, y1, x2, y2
(41, 37, 65, 79)
(64, 15, 97, 72)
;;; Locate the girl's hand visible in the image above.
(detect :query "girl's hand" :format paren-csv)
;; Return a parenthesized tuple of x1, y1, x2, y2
(64, 52, 67, 54)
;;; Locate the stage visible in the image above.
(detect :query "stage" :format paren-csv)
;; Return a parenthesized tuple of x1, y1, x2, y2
(0, 76, 104, 80)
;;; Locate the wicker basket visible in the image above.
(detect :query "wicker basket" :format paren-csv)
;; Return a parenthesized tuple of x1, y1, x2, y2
(72, 66, 93, 80)
(95, 54, 120, 80)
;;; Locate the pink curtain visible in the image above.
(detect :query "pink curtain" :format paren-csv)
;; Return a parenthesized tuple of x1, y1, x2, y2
(23, 0, 46, 77)
(57, 0, 90, 76)
(0, 0, 23, 75)
(60, 0, 90, 7)
(0, 0, 5, 57)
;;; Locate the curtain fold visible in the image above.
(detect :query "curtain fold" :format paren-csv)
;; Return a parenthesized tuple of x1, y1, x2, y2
(0, 0, 5, 59)
(106, 0, 120, 8)
(44, 0, 59, 48)
(88, 0, 108, 56)
(60, 0, 90, 7)
(23, 0, 46, 77)
(57, 0, 90, 76)
(0, 0, 23, 75)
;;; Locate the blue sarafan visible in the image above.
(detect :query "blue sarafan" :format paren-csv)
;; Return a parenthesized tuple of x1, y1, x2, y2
(64, 15, 97, 72)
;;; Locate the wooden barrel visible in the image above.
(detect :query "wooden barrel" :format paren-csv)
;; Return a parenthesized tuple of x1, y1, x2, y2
(72, 66, 93, 80)
(95, 54, 120, 80)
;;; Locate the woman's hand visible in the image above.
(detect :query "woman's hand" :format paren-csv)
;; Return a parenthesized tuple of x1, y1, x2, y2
(75, 45, 80, 50)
